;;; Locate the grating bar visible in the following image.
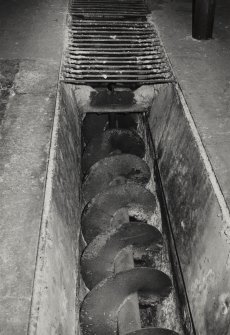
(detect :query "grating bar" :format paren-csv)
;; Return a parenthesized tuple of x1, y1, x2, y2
(71, 11, 147, 15)
(64, 69, 170, 75)
(70, 28, 156, 33)
(64, 79, 173, 84)
(65, 74, 171, 79)
(70, 33, 157, 38)
(65, 63, 167, 68)
(69, 39, 160, 44)
(71, 14, 147, 20)
(70, 20, 151, 26)
(71, 7, 146, 11)
(67, 49, 164, 55)
(66, 55, 165, 60)
(69, 44, 161, 49)
(69, 36, 158, 41)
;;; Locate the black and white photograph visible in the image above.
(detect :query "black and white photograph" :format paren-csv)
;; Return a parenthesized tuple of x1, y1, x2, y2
(0, 0, 229, 334)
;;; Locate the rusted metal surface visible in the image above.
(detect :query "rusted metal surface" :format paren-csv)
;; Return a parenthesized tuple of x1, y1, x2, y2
(81, 222, 163, 289)
(82, 129, 145, 175)
(82, 154, 151, 204)
(80, 268, 172, 335)
(81, 182, 157, 243)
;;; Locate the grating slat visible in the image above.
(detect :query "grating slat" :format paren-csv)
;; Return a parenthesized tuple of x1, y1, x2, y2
(64, 78, 172, 84)
(67, 49, 163, 55)
(63, 0, 174, 86)
(69, 43, 161, 48)
(71, 20, 150, 25)
(65, 73, 171, 79)
(65, 63, 167, 68)
(65, 69, 170, 74)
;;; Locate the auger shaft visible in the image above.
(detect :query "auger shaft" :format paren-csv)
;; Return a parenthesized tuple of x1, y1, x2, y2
(114, 208, 142, 334)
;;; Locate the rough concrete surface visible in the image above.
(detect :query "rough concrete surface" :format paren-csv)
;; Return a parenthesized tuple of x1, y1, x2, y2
(0, 0, 67, 333)
(0, 60, 58, 334)
(29, 85, 82, 335)
(149, 83, 230, 335)
(0, 0, 66, 61)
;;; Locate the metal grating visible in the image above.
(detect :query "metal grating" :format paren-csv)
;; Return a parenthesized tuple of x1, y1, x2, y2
(63, 0, 174, 86)
(69, 0, 149, 20)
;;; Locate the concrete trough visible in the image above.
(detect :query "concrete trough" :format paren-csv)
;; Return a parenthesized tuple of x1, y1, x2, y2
(26, 81, 230, 335)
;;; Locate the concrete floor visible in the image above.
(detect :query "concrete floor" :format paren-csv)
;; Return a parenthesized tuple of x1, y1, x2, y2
(0, 0, 66, 60)
(0, 0, 67, 334)
(150, 0, 230, 207)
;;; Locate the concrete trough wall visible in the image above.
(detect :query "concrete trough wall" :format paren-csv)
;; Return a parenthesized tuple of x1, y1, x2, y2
(28, 84, 82, 335)
(148, 83, 230, 335)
